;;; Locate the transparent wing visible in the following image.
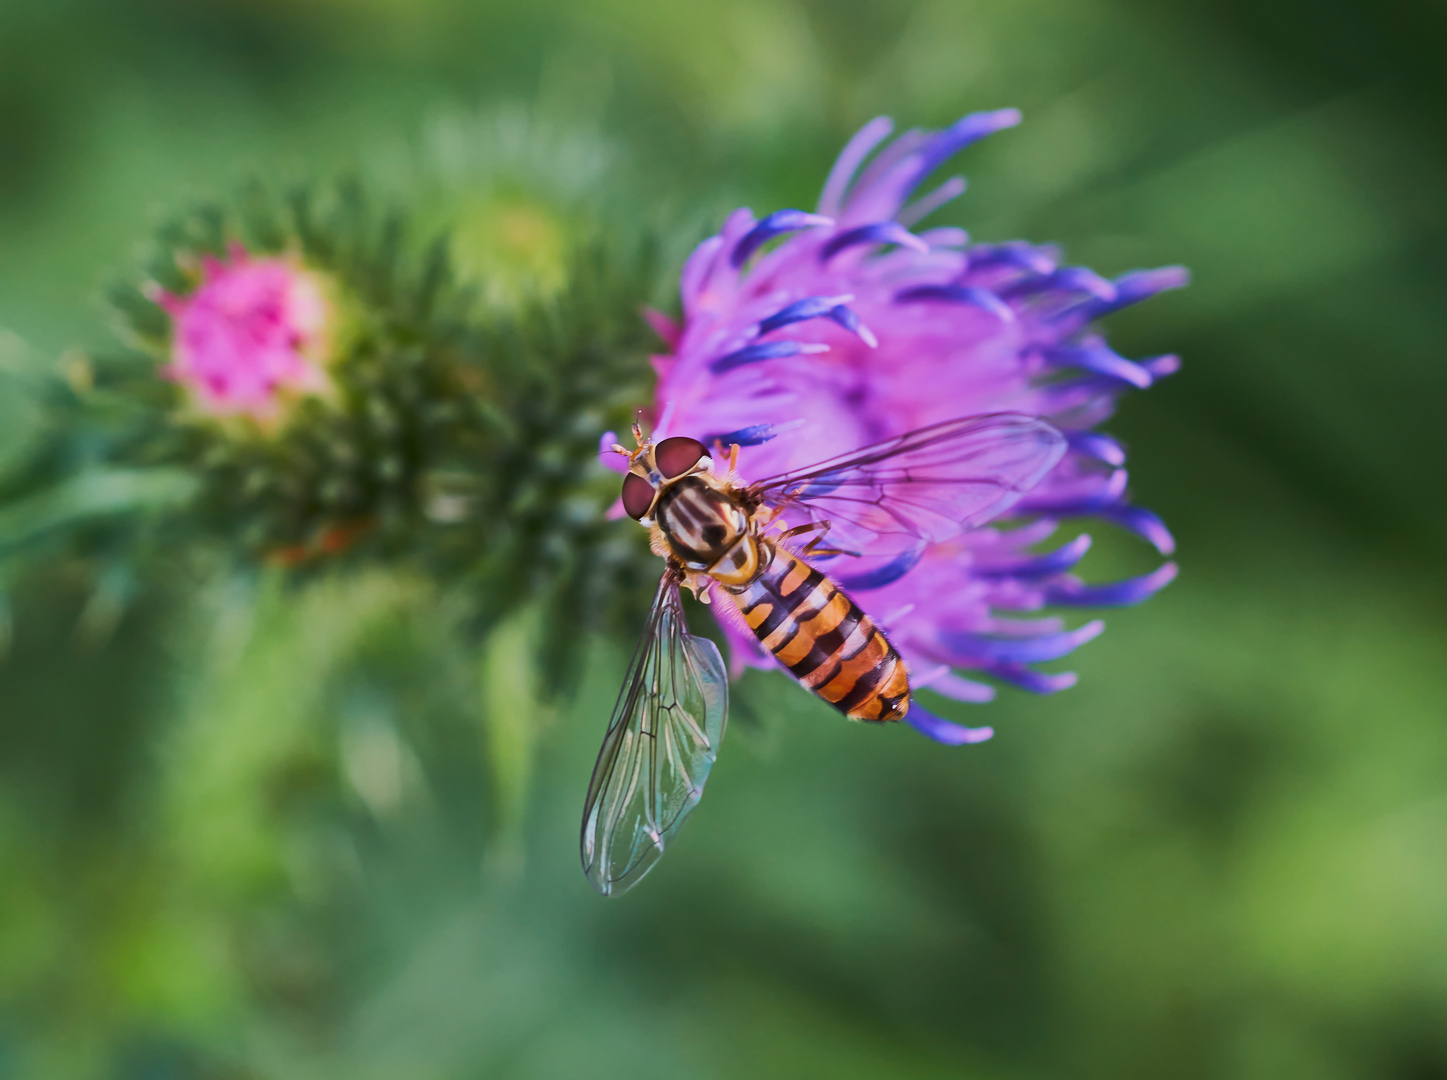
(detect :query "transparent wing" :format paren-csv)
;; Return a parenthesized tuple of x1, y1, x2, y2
(580, 571, 729, 897)
(749, 413, 1066, 561)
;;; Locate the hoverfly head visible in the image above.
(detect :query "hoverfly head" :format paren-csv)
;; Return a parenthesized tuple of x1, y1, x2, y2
(619, 429, 712, 522)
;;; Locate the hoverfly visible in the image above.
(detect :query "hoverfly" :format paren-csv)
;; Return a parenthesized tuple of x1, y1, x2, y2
(581, 413, 1067, 895)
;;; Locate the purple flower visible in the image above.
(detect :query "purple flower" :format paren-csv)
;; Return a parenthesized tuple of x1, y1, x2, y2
(614, 110, 1183, 743)
(151, 245, 336, 423)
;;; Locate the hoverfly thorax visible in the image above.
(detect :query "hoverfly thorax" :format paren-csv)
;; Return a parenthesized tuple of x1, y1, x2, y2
(654, 478, 750, 569)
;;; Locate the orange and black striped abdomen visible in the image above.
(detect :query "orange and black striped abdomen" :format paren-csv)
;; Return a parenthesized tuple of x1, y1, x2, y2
(727, 543, 909, 723)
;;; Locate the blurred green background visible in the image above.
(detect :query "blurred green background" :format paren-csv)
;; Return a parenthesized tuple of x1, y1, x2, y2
(1, 0, 1445, 1077)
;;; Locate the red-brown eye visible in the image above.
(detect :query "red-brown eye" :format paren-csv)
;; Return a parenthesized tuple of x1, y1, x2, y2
(621, 473, 656, 519)
(655, 436, 709, 479)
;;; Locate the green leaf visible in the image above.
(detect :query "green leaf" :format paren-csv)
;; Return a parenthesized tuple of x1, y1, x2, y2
(0, 468, 197, 556)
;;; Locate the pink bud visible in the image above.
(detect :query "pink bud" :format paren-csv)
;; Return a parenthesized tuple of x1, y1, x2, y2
(157, 249, 335, 422)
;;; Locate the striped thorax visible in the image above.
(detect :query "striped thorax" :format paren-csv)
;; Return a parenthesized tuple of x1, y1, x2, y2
(654, 477, 759, 585)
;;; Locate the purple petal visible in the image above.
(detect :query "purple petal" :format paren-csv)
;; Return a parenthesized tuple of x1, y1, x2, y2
(866, 110, 1022, 216)
(973, 534, 1093, 580)
(1050, 267, 1118, 300)
(820, 222, 929, 262)
(965, 242, 1056, 275)
(848, 130, 931, 214)
(904, 110, 1022, 195)
(942, 620, 1104, 664)
(1097, 506, 1176, 555)
(835, 546, 924, 591)
(1020, 489, 1176, 553)
(1142, 354, 1181, 379)
(598, 431, 630, 475)
(985, 663, 1079, 694)
(904, 701, 994, 745)
(1044, 344, 1153, 389)
(898, 175, 967, 227)
(1020, 494, 1109, 516)
(1084, 266, 1191, 318)
(1066, 431, 1127, 467)
(1020, 468, 1128, 515)
(894, 284, 1015, 323)
(731, 209, 835, 268)
(818, 116, 895, 217)
(680, 234, 726, 309)
(825, 304, 878, 347)
(1004, 266, 1117, 302)
(1045, 562, 1178, 606)
(922, 670, 997, 703)
(757, 294, 854, 336)
(642, 307, 681, 349)
(699, 423, 782, 448)
(919, 227, 970, 248)
(710, 340, 830, 375)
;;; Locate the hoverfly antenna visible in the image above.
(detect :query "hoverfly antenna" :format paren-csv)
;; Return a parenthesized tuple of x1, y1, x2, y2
(619, 421, 653, 471)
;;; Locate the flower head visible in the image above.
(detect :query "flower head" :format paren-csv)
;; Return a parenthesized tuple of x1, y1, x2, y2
(153, 245, 336, 423)
(104, 184, 495, 562)
(624, 110, 1184, 742)
(92, 179, 661, 644)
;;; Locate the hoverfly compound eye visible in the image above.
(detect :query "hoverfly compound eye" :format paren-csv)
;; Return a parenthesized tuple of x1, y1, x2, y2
(655, 437, 710, 479)
(621, 473, 657, 519)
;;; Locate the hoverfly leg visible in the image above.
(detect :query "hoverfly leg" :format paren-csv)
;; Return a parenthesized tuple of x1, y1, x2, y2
(775, 517, 832, 543)
(770, 518, 856, 559)
(682, 569, 713, 604)
(796, 520, 835, 555)
(775, 521, 821, 542)
(800, 523, 863, 559)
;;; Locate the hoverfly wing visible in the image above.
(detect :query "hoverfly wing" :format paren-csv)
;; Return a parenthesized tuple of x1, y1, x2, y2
(749, 413, 1066, 557)
(581, 571, 728, 897)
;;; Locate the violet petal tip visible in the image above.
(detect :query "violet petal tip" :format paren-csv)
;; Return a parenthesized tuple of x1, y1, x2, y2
(905, 702, 995, 746)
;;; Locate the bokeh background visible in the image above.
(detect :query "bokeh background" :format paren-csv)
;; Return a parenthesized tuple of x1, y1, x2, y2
(1, 1, 1445, 1077)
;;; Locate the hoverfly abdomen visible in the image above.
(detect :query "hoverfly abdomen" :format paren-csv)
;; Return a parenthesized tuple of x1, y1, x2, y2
(727, 543, 910, 723)
(654, 476, 749, 567)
